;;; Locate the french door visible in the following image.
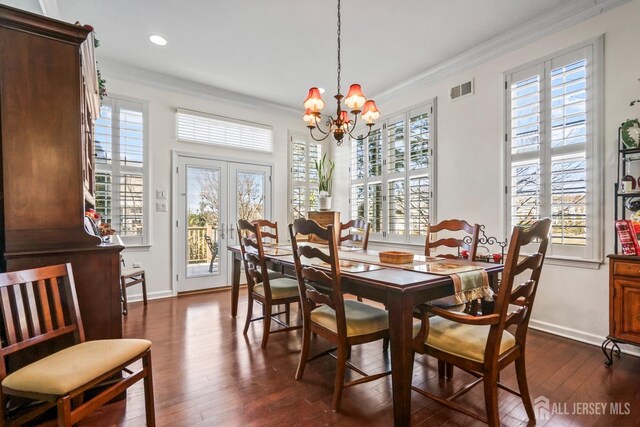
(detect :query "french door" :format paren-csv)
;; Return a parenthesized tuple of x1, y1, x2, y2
(175, 155, 271, 293)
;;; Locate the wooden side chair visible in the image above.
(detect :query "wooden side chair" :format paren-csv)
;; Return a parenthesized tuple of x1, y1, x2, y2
(425, 218, 480, 260)
(238, 219, 301, 349)
(204, 235, 219, 273)
(0, 263, 155, 426)
(339, 218, 370, 249)
(120, 266, 148, 316)
(412, 218, 551, 426)
(289, 218, 390, 412)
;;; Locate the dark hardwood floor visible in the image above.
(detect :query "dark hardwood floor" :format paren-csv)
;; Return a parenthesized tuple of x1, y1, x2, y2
(79, 289, 640, 426)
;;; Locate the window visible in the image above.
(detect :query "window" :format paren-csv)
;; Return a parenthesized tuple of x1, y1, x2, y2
(95, 96, 149, 246)
(505, 38, 602, 261)
(351, 102, 435, 244)
(176, 108, 273, 152)
(289, 132, 322, 221)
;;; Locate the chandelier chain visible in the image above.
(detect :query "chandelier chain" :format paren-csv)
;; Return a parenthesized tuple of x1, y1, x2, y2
(336, 0, 341, 96)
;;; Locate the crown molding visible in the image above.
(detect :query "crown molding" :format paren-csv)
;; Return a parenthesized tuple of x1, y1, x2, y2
(373, 0, 632, 103)
(98, 58, 301, 118)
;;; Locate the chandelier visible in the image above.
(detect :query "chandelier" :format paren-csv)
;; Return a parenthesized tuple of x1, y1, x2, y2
(303, 0, 380, 145)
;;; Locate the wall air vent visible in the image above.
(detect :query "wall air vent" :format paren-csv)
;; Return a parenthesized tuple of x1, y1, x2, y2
(450, 79, 474, 101)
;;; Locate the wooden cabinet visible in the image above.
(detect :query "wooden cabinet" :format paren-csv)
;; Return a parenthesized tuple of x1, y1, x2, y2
(0, 5, 123, 342)
(604, 255, 640, 365)
(609, 256, 640, 344)
(308, 211, 340, 243)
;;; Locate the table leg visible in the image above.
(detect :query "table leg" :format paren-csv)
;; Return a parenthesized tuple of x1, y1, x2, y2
(387, 293, 416, 427)
(231, 253, 241, 317)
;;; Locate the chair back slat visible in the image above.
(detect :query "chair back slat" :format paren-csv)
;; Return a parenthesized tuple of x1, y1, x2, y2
(21, 282, 41, 338)
(290, 218, 348, 339)
(485, 218, 551, 361)
(0, 264, 83, 379)
(49, 277, 66, 329)
(425, 219, 480, 260)
(36, 279, 54, 332)
(254, 219, 279, 243)
(1, 287, 18, 346)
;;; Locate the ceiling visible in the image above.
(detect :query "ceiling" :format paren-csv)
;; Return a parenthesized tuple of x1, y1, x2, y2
(7, 0, 600, 111)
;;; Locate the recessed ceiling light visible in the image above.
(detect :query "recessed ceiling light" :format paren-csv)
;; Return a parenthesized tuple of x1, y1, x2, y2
(318, 87, 326, 94)
(149, 34, 167, 46)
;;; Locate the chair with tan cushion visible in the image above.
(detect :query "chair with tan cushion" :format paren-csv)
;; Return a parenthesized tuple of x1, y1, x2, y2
(0, 263, 154, 426)
(238, 219, 301, 349)
(289, 218, 390, 412)
(412, 218, 551, 426)
(252, 219, 284, 280)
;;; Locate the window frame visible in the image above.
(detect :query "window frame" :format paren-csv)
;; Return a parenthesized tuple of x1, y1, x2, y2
(351, 99, 437, 245)
(95, 95, 150, 247)
(503, 36, 603, 264)
(287, 131, 323, 224)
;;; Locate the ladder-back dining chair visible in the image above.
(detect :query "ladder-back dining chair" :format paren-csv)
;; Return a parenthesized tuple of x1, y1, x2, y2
(289, 218, 390, 412)
(338, 218, 370, 250)
(425, 218, 480, 260)
(412, 218, 551, 426)
(238, 219, 301, 348)
(0, 263, 155, 426)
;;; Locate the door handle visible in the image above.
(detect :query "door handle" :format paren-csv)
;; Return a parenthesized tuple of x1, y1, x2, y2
(220, 223, 225, 240)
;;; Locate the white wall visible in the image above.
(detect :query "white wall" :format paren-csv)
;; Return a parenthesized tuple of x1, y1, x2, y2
(333, 0, 640, 349)
(102, 73, 304, 300)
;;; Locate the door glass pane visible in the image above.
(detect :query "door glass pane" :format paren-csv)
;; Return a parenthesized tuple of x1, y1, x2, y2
(236, 171, 265, 222)
(186, 166, 220, 278)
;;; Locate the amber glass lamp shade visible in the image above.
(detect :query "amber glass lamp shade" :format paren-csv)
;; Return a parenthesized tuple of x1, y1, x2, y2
(303, 87, 325, 113)
(344, 84, 366, 111)
(361, 100, 381, 124)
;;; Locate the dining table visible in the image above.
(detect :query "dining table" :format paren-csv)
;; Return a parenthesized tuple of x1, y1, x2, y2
(227, 243, 503, 426)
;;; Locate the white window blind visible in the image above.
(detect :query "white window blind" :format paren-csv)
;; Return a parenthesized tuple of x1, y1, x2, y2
(177, 108, 273, 152)
(289, 133, 321, 221)
(95, 96, 148, 246)
(505, 38, 602, 261)
(351, 101, 435, 244)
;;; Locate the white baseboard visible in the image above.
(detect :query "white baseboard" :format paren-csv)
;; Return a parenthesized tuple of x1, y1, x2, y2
(125, 290, 174, 303)
(529, 319, 640, 358)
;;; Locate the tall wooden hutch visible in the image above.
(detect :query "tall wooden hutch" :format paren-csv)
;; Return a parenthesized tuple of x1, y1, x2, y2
(0, 5, 123, 341)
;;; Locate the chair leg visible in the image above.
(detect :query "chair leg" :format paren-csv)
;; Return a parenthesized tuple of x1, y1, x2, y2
(56, 395, 72, 426)
(141, 272, 148, 306)
(515, 355, 535, 422)
(209, 256, 214, 273)
(285, 302, 290, 325)
(446, 362, 454, 379)
(143, 351, 156, 427)
(243, 293, 254, 335)
(483, 369, 500, 427)
(261, 300, 272, 349)
(296, 324, 311, 380)
(438, 359, 446, 379)
(120, 277, 128, 316)
(332, 344, 348, 412)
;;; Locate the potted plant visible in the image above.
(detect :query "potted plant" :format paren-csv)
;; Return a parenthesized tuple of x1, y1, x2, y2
(315, 152, 335, 210)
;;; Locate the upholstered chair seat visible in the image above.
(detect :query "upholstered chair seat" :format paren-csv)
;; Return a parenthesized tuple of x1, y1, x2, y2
(311, 300, 389, 337)
(3, 339, 151, 399)
(253, 277, 299, 300)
